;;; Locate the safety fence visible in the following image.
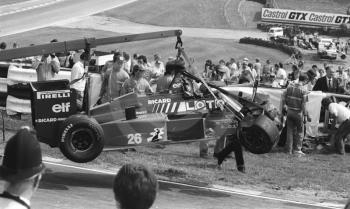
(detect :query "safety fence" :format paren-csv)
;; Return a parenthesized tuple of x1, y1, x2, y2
(0, 62, 102, 115)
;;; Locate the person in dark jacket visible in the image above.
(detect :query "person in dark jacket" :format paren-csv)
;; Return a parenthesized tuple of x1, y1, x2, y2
(313, 66, 344, 93)
(0, 128, 45, 209)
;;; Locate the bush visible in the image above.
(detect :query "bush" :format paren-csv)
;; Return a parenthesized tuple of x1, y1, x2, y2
(239, 37, 302, 57)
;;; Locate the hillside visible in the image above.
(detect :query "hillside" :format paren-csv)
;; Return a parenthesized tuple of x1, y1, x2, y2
(98, 0, 265, 30)
(276, 0, 350, 14)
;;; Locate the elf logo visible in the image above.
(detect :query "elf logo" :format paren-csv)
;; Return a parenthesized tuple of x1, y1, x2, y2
(52, 102, 70, 113)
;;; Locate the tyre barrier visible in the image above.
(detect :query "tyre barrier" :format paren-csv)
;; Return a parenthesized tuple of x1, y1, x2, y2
(239, 37, 302, 56)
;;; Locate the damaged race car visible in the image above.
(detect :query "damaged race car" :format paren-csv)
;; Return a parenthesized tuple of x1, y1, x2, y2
(0, 30, 281, 168)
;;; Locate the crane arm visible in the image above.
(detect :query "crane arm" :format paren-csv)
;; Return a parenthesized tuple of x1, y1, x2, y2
(0, 30, 182, 61)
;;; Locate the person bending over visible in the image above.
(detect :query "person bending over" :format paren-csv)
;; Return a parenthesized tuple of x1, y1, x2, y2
(322, 97, 350, 154)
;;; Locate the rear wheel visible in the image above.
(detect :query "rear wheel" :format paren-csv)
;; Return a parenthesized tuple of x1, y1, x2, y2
(238, 114, 279, 154)
(59, 114, 104, 163)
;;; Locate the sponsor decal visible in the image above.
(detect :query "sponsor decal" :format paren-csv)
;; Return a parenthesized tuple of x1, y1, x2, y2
(37, 90, 70, 100)
(61, 123, 73, 142)
(147, 127, 165, 142)
(52, 102, 70, 113)
(148, 98, 171, 105)
(35, 117, 66, 123)
(150, 99, 225, 113)
(261, 8, 350, 26)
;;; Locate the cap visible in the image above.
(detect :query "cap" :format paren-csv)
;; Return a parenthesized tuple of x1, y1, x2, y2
(243, 57, 249, 62)
(0, 128, 45, 182)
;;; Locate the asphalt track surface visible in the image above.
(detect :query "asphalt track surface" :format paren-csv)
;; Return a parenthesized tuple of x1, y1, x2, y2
(0, 161, 337, 209)
(0, 1, 345, 208)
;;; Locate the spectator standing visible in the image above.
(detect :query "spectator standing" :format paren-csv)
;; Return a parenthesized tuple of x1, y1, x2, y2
(0, 128, 45, 209)
(313, 66, 344, 93)
(156, 62, 176, 93)
(107, 53, 130, 100)
(122, 65, 153, 96)
(311, 65, 320, 79)
(238, 59, 254, 84)
(123, 52, 132, 75)
(253, 58, 262, 80)
(306, 69, 317, 91)
(274, 63, 287, 86)
(130, 53, 139, 74)
(71, 52, 86, 110)
(217, 59, 230, 80)
(288, 65, 300, 83)
(228, 58, 238, 75)
(337, 66, 348, 87)
(203, 59, 214, 79)
(281, 74, 311, 156)
(150, 54, 165, 78)
(113, 163, 158, 209)
(262, 59, 273, 81)
(137, 55, 152, 81)
(35, 53, 60, 81)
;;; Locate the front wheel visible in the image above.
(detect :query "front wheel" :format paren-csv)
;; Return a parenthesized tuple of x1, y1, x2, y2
(59, 114, 104, 163)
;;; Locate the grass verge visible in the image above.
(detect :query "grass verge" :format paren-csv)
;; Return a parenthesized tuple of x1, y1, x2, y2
(97, 0, 233, 29)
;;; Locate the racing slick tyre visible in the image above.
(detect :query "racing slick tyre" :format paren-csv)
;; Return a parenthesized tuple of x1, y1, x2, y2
(59, 114, 104, 163)
(238, 114, 279, 154)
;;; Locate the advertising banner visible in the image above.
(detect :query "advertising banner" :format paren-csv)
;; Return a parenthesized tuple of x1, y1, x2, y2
(261, 8, 350, 27)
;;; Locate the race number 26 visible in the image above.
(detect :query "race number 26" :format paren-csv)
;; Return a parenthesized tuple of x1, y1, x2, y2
(127, 133, 142, 144)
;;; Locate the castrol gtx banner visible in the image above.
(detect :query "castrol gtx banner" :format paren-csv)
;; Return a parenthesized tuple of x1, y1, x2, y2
(261, 8, 350, 27)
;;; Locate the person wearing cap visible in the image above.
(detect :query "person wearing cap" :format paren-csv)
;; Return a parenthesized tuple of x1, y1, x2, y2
(122, 65, 153, 96)
(107, 52, 130, 100)
(0, 128, 45, 209)
(281, 73, 311, 156)
(113, 163, 158, 209)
